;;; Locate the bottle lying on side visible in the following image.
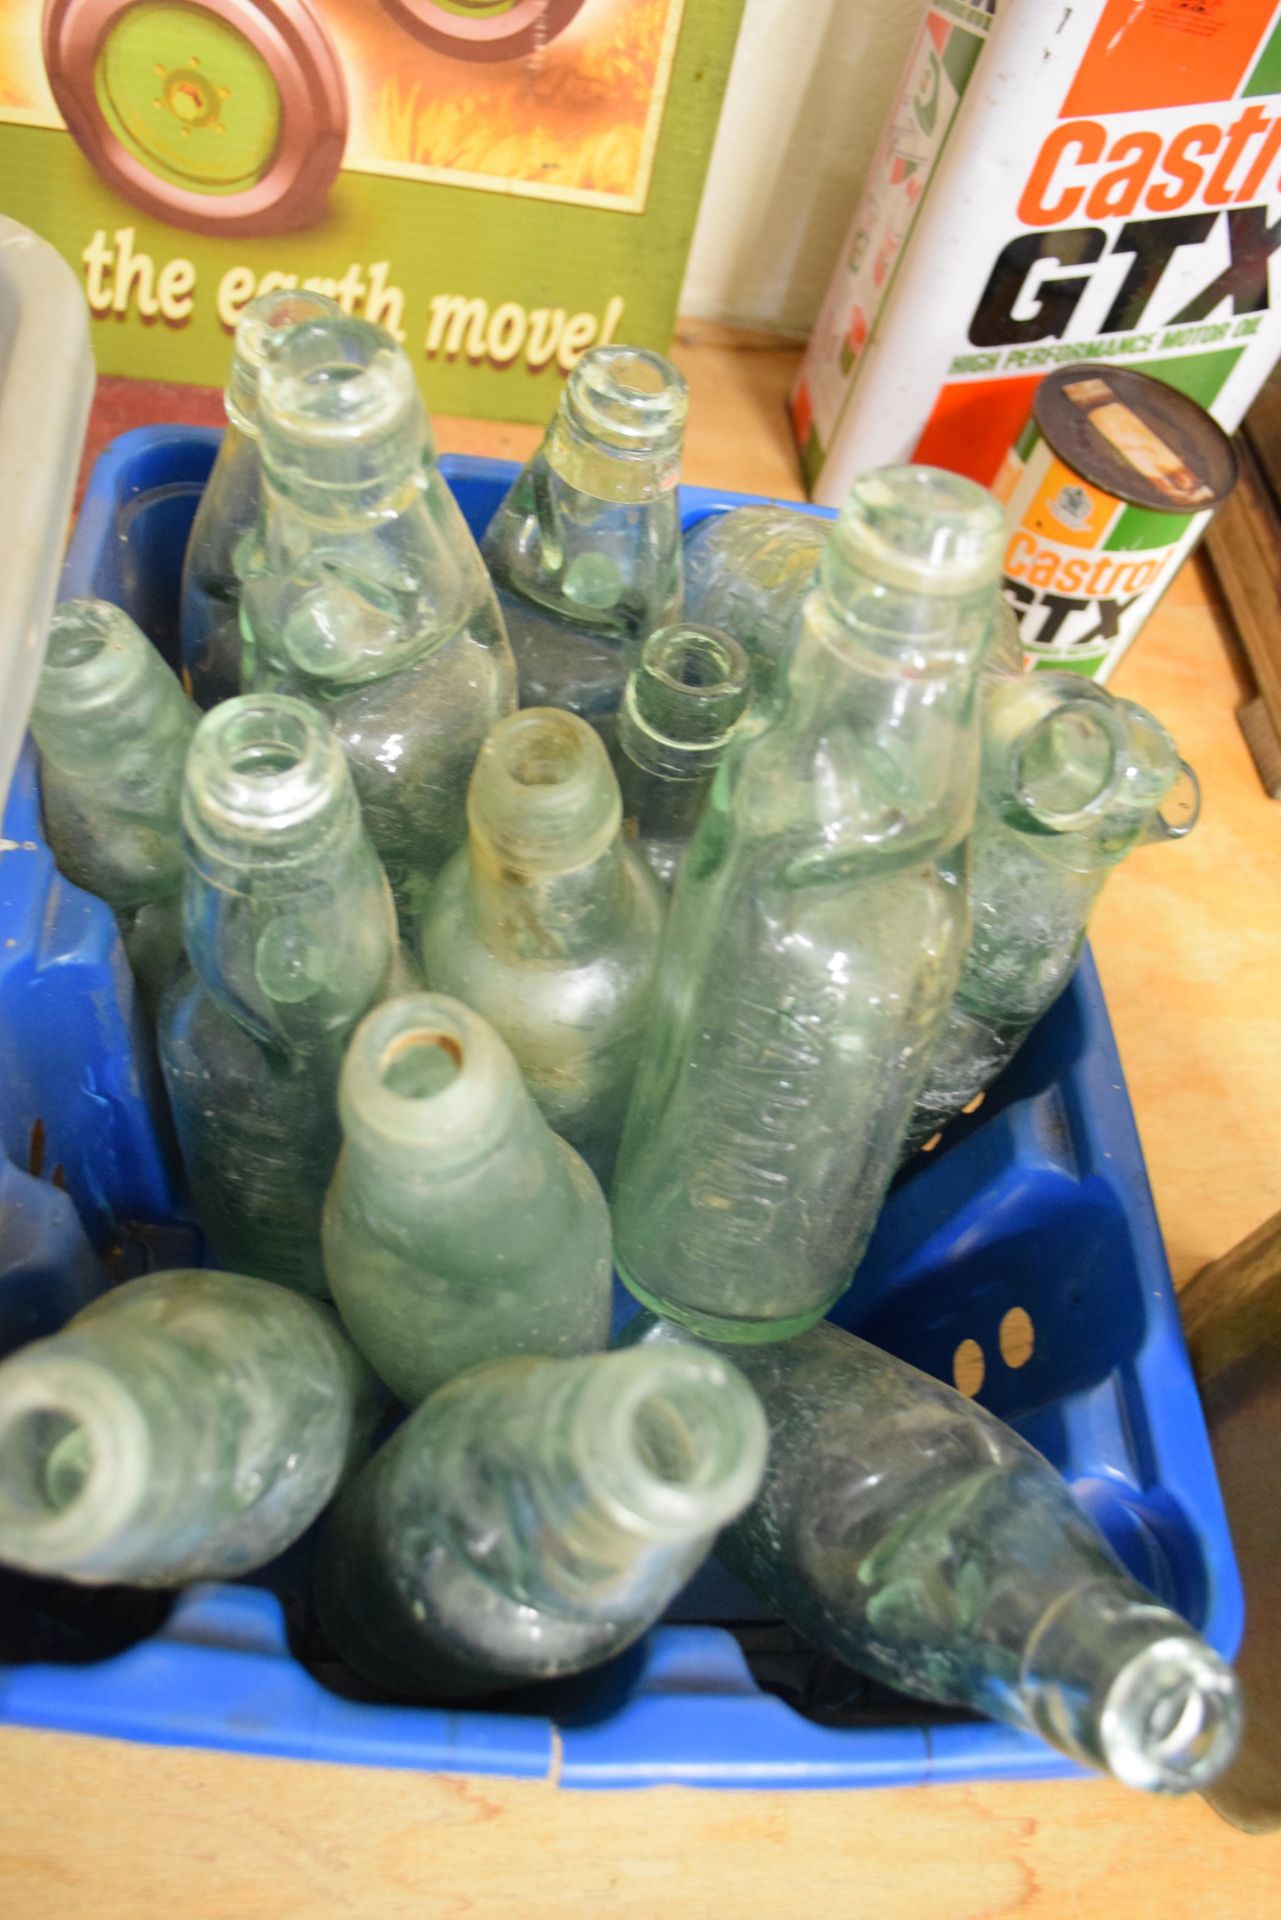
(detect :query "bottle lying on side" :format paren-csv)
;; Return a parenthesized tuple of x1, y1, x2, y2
(0, 1270, 378, 1586)
(315, 1345, 766, 1698)
(903, 668, 1198, 1156)
(627, 1312, 1241, 1795)
(323, 993, 613, 1406)
(31, 598, 198, 1017)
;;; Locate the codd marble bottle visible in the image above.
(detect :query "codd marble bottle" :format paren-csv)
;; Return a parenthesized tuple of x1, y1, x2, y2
(31, 598, 198, 1015)
(315, 1345, 766, 1697)
(418, 708, 665, 1180)
(323, 993, 612, 1405)
(630, 1313, 1241, 1794)
(0, 1270, 377, 1586)
(614, 622, 750, 890)
(904, 670, 1199, 1153)
(682, 504, 827, 708)
(612, 466, 1005, 1342)
(241, 316, 516, 925)
(159, 695, 397, 1296)
(180, 287, 341, 708)
(480, 345, 686, 728)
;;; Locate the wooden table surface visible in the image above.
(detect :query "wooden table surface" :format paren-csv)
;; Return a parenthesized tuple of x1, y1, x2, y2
(2, 320, 1279, 1917)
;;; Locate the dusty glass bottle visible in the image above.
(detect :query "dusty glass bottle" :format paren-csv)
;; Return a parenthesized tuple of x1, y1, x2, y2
(0, 1269, 378, 1587)
(682, 504, 828, 709)
(480, 345, 686, 728)
(31, 598, 198, 1015)
(323, 993, 613, 1405)
(179, 287, 342, 708)
(159, 695, 397, 1296)
(315, 1345, 767, 1697)
(240, 316, 516, 925)
(630, 1314, 1240, 1794)
(612, 466, 1006, 1341)
(613, 622, 751, 890)
(418, 707, 665, 1180)
(904, 671, 1199, 1153)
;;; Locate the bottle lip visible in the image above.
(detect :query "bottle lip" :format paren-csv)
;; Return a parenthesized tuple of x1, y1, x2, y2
(182, 694, 354, 852)
(33, 598, 151, 728)
(226, 288, 343, 436)
(468, 708, 622, 874)
(1098, 1635, 1243, 1793)
(573, 1347, 768, 1542)
(339, 992, 522, 1161)
(257, 317, 425, 491)
(561, 345, 688, 460)
(826, 464, 1007, 598)
(0, 1351, 151, 1574)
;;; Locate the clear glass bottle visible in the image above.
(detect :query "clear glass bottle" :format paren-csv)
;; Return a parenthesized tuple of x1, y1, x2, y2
(480, 345, 687, 729)
(179, 287, 342, 709)
(682, 504, 828, 710)
(630, 1314, 1241, 1794)
(904, 670, 1199, 1153)
(612, 466, 1006, 1342)
(323, 993, 613, 1405)
(314, 1345, 766, 1697)
(418, 707, 665, 1181)
(31, 598, 198, 1016)
(240, 316, 517, 926)
(0, 1269, 378, 1587)
(159, 695, 397, 1296)
(613, 622, 751, 890)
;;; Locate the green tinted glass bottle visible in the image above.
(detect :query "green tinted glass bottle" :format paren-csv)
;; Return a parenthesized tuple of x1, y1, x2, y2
(315, 1345, 766, 1697)
(31, 598, 198, 1015)
(323, 993, 613, 1405)
(418, 707, 665, 1181)
(0, 1270, 378, 1587)
(241, 316, 516, 925)
(612, 467, 1005, 1341)
(480, 345, 686, 728)
(180, 288, 342, 708)
(614, 623, 751, 890)
(159, 695, 397, 1296)
(630, 1314, 1240, 1795)
(682, 504, 828, 709)
(904, 670, 1199, 1153)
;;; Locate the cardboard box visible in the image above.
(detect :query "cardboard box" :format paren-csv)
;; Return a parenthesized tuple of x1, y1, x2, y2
(0, 0, 742, 420)
(791, 0, 1281, 677)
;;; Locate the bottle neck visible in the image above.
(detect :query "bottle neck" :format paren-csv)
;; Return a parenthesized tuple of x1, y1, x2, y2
(420, 1348, 766, 1619)
(32, 599, 192, 772)
(1020, 1580, 1241, 1792)
(225, 287, 342, 438)
(545, 344, 687, 504)
(181, 697, 395, 1048)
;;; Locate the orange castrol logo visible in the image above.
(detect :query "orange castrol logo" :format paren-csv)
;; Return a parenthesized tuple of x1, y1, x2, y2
(1004, 532, 1164, 601)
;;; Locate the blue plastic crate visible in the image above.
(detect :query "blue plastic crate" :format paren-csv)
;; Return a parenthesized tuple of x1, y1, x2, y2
(0, 427, 1243, 1789)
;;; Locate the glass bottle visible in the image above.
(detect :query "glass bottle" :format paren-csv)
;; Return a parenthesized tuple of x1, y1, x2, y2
(159, 695, 397, 1296)
(0, 1269, 378, 1587)
(612, 466, 1006, 1342)
(30, 598, 198, 1016)
(614, 622, 751, 890)
(682, 504, 827, 709)
(179, 287, 342, 708)
(903, 670, 1199, 1154)
(323, 993, 613, 1405)
(418, 707, 665, 1181)
(241, 316, 516, 926)
(314, 1344, 766, 1697)
(480, 345, 687, 729)
(630, 1314, 1241, 1794)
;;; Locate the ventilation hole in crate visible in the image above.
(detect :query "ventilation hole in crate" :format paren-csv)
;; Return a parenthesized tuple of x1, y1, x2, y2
(962, 1091, 986, 1116)
(921, 1131, 943, 1154)
(952, 1338, 985, 1397)
(26, 1118, 45, 1179)
(999, 1306, 1034, 1370)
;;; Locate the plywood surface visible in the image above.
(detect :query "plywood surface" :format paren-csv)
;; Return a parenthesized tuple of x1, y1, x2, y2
(3, 317, 1278, 1916)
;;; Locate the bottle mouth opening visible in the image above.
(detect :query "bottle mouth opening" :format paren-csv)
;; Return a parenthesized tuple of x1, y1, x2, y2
(186, 695, 344, 840)
(0, 1404, 94, 1518)
(0, 1358, 148, 1566)
(646, 624, 748, 696)
(1016, 704, 1126, 827)
(582, 1350, 767, 1538)
(470, 709, 621, 869)
(563, 345, 687, 457)
(827, 464, 1006, 597)
(36, 600, 148, 718)
(1100, 1637, 1243, 1794)
(343, 994, 514, 1155)
(379, 1026, 464, 1100)
(259, 317, 418, 457)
